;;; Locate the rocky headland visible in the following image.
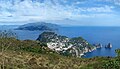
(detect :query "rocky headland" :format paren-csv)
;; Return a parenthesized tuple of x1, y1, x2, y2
(37, 32, 96, 57)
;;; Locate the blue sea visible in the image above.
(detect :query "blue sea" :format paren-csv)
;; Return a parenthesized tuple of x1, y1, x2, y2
(1, 26, 120, 58)
(58, 27, 119, 58)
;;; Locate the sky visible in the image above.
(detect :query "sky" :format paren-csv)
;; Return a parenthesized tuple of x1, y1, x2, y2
(0, 0, 120, 26)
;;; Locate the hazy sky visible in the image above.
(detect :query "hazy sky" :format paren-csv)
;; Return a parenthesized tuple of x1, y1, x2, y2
(0, 0, 120, 26)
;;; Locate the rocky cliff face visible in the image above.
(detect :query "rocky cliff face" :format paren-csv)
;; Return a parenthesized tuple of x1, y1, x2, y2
(37, 32, 96, 57)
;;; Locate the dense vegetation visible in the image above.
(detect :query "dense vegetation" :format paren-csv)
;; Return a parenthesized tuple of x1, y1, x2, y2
(0, 30, 120, 69)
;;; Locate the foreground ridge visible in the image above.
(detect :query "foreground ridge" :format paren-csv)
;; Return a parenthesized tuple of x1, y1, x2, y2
(0, 37, 120, 69)
(0, 31, 120, 69)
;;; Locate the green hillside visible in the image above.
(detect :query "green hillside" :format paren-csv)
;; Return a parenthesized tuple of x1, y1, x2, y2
(0, 31, 120, 69)
(0, 37, 120, 69)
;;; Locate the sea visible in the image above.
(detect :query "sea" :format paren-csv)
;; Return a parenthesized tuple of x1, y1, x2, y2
(1, 25, 120, 58)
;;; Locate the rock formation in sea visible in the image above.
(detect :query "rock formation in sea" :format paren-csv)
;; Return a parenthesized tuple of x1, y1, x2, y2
(93, 43, 102, 48)
(105, 43, 112, 48)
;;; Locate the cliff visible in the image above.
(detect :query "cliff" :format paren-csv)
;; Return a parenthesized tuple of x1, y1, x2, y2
(37, 32, 96, 57)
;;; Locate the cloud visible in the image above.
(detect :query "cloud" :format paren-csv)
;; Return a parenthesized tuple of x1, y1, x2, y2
(0, 0, 119, 26)
(113, 0, 120, 5)
(77, 5, 114, 13)
(95, 0, 120, 5)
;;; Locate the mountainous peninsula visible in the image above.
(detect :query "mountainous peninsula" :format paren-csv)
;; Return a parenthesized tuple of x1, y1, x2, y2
(37, 32, 96, 57)
(15, 22, 60, 31)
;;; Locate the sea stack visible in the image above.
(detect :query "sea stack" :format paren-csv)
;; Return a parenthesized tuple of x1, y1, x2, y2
(93, 43, 102, 48)
(105, 43, 112, 48)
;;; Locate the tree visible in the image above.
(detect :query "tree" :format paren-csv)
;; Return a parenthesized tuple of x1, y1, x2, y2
(115, 49, 120, 57)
